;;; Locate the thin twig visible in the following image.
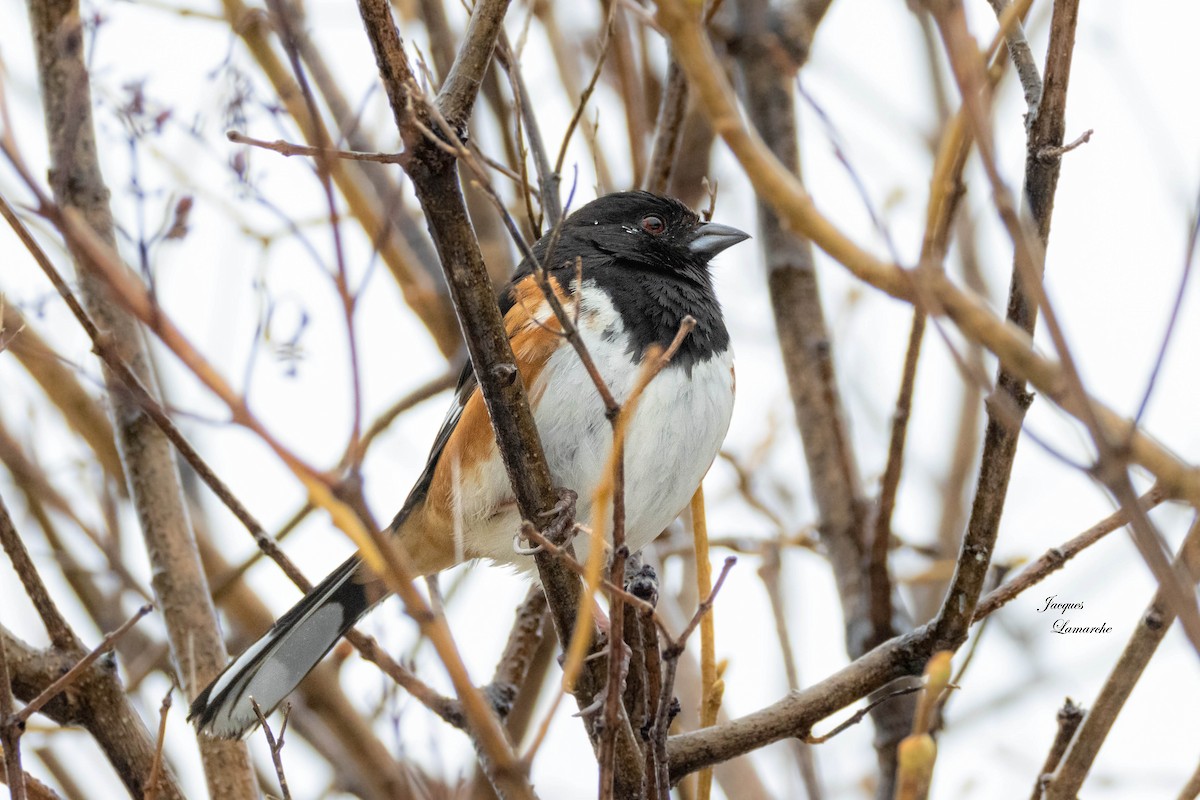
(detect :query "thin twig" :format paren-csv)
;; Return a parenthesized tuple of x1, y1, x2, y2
(0, 622, 27, 800)
(226, 130, 405, 163)
(759, 542, 823, 798)
(691, 487, 720, 800)
(1028, 698, 1084, 800)
(985, 0, 1042, 127)
(0, 488, 77, 650)
(554, 7, 615, 181)
(144, 688, 173, 800)
(1132, 180, 1199, 428)
(251, 700, 293, 800)
(494, 36, 562, 231)
(14, 605, 153, 724)
(870, 308, 926, 644)
(805, 686, 925, 745)
(973, 485, 1167, 620)
(666, 557, 736, 659)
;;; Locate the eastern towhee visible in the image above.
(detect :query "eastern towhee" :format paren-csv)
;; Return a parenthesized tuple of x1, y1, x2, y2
(189, 191, 749, 738)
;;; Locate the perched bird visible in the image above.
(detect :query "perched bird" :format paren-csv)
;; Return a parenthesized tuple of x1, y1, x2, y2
(189, 191, 749, 738)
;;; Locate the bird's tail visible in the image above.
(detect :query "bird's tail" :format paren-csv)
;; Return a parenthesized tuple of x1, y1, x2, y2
(188, 554, 373, 738)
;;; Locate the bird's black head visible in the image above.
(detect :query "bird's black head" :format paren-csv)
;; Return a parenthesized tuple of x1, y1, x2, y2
(543, 191, 749, 283)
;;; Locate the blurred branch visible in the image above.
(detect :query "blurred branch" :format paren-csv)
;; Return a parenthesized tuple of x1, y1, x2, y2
(731, 0, 918, 793)
(219, 0, 462, 357)
(4, 187, 468, 762)
(658, 0, 910, 297)
(690, 488, 720, 800)
(644, 59, 687, 194)
(494, 35, 562, 230)
(1179, 760, 1200, 800)
(183, 481, 421, 800)
(1133, 181, 1200, 428)
(11, 87, 532, 800)
(605, 2, 650, 185)
(24, 1, 256, 793)
(759, 542, 823, 799)
(534, 2, 615, 190)
(1043, 516, 1200, 799)
(555, 9, 615, 184)
(0, 299, 123, 487)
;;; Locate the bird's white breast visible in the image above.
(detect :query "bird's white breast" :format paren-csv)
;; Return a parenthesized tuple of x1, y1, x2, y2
(466, 280, 734, 568)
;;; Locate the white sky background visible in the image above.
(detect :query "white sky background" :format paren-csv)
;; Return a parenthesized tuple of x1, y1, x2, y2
(1, 0, 1198, 798)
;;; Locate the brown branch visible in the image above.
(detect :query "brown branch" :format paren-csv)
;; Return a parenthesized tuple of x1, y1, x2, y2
(533, 1, 615, 191)
(226, 129, 405, 163)
(1028, 698, 1084, 800)
(870, 308, 925, 642)
(759, 542, 824, 798)
(4, 192, 465, 747)
(804, 685, 925, 745)
(1036, 128, 1092, 161)
(494, 35, 562, 230)
(0, 621, 26, 800)
(1179, 759, 1200, 800)
(651, 0, 1197, 527)
(359, 2, 654, 793)
(554, 7, 615, 181)
(2, 626, 185, 799)
(0, 488, 77, 650)
(144, 689, 172, 800)
(644, 58, 687, 195)
(606, 5, 649, 186)
(13, 604, 152, 725)
(487, 588, 550, 700)
(251, 700, 293, 800)
(666, 624, 930, 781)
(926, 0, 1072, 649)
(985, 0, 1042, 126)
(355, 0, 609, 795)
(0, 298, 123, 487)
(651, 558, 735, 790)
(24, 1, 256, 792)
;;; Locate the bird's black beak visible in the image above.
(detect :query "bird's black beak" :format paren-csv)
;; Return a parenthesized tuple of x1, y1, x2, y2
(688, 222, 751, 258)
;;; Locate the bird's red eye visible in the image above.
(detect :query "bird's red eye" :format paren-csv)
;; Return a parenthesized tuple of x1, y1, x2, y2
(641, 215, 665, 234)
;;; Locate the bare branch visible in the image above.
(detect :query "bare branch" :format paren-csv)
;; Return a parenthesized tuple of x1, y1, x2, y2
(0, 623, 27, 800)
(1028, 698, 1084, 800)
